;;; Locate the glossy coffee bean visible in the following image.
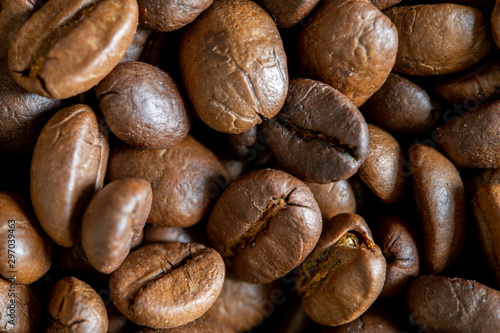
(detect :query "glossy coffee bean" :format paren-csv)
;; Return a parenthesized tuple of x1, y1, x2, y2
(31, 104, 108, 247)
(255, 0, 320, 28)
(96, 61, 191, 149)
(384, 4, 492, 76)
(0, 192, 53, 284)
(46, 277, 108, 333)
(110, 242, 225, 329)
(296, 213, 386, 326)
(358, 125, 406, 204)
(135, 318, 236, 332)
(107, 135, 228, 227)
(436, 100, 500, 168)
(179, 0, 288, 133)
(0, 277, 41, 333)
(374, 215, 420, 298)
(409, 144, 466, 274)
(263, 79, 369, 183)
(298, 0, 398, 106)
(81, 178, 152, 274)
(320, 307, 401, 333)
(407, 275, 500, 332)
(306, 180, 356, 222)
(207, 169, 322, 284)
(8, 0, 138, 99)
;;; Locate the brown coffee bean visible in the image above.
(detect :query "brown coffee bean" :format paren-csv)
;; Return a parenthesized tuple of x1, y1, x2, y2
(120, 26, 153, 63)
(31, 104, 108, 247)
(297, 0, 398, 107)
(255, 0, 320, 28)
(407, 275, 500, 332)
(143, 225, 205, 245)
(362, 73, 439, 134)
(110, 242, 225, 329)
(409, 144, 466, 274)
(263, 79, 369, 183)
(320, 307, 401, 333)
(226, 125, 272, 165)
(207, 169, 322, 284)
(96, 61, 191, 149)
(436, 100, 500, 168)
(464, 168, 500, 197)
(384, 4, 492, 76)
(107, 302, 135, 333)
(135, 318, 236, 332)
(56, 243, 107, 282)
(374, 215, 420, 298)
(46, 277, 108, 333)
(107, 135, 228, 227)
(296, 213, 386, 326)
(369, 0, 402, 10)
(81, 178, 152, 274)
(8, 0, 138, 99)
(0, 192, 53, 284)
(358, 125, 406, 204)
(493, 0, 500, 50)
(0, 277, 41, 333)
(179, 0, 288, 133)
(138, 0, 213, 32)
(306, 180, 356, 222)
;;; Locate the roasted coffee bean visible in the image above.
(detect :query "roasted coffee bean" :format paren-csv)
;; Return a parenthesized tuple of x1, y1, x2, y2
(107, 303, 135, 333)
(81, 178, 152, 274)
(56, 243, 107, 282)
(143, 225, 205, 245)
(464, 168, 500, 197)
(226, 125, 272, 165)
(138, 0, 213, 32)
(362, 73, 439, 134)
(374, 215, 420, 298)
(46, 277, 108, 333)
(135, 318, 236, 332)
(0, 192, 53, 284)
(207, 169, 322, 284)
(369, 0, 402, 10)
(8, 0, 138, 99)
(120, 26, 153, 63)
(409, 144, 466, 274)
(306, 180, 356, 222)
(255, 0, 320, 28)
(407, 275, 500, 332)
(0, 277, 41, 333)
(107, 135, 228, 227)
(179, 0, 288, 133)
(436, 100, 500, 168)
(297, 0, 398, 106)
(493, 0, 500, 50)
(96, 61, 191, 150)
(110, 242, 225, 329)
(384, 4, 492, 76)
(31, 104, 108, 247)
(320, 307, 401, 332)
(263, 79, 369, 183)
(358, 125, 405, 204)
(296, 213, 386, 326)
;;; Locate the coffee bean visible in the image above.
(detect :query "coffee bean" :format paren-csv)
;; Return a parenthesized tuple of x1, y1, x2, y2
(46, 277, 108, 333)
(493, 0, 500, 50)
(0, 277, 41, 333)
(298, 0, 398, 106)
(31, 104, 108, 247)
(135, 317, 236, 332)
(384, 4, 492, 75)
(107, 135, 228, 227)
(110, 242, 225, 329)
(143, 225, 206, 245)
(226, 125, 272, 165)
(107, 302, 135, 333)
(296, 213, 386, 326)
(263, 79, 369, 183)
(56, 243, 107, 282)
(8, 0, 138, 99)
(207, 169, 322, 284)
(409, 144, 466, 274)
(81, 178, 152, 274)
(320, 307, 401, 332)
(464, 168, 500, 198)
(369, 0, 402, 10)
(0, 192, 53, 284)
(436, 100, 500, 168)
(306, 180, 356, 222)
(179, 0, 288, 133)
(407, 275, 500, 332)
(120, 26, 153, 63)
(255, 0, 320, 28)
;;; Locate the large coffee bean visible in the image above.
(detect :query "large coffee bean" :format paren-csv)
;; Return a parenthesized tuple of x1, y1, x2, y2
(255, 0, 320, 28)
(179, 0, 288, 133)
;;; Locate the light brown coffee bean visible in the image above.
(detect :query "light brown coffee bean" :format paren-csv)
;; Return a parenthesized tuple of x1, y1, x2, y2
(255, 0, 320, 28)
(306, 180, 356, 222)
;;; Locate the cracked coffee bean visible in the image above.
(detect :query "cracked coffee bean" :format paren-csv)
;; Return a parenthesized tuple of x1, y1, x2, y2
(110, 242, 225, 329)
(296, 213, 386, 327)
(46, 277, 108, 333)
(179, 0, 288, 133)
(8, 0, 138, 99)
(263, 79, 369, 183)
(206, 168, 322, 284)
(255, 0, 321, 28)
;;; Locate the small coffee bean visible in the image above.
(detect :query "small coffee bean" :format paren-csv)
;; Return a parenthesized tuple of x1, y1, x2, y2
(107, 302, 135, 333)
(46, 277, 108, 333)
(120, 26, 153, 63)
(110, 242, 225, 329)
(81, 178, 152, 274)
(263, 79, 369, 183)
(296, 213, 386, 326)
(56, 243, 107, 282)
(207, 169, 322, 284)
(464, 168, 500, 197)
(320, 307, 401, 332)
(369, 0, 402, 10)
(179, 0, 288, 133)
(143, 225, 205, 245)
(31, 104, 108, 247)
(0, 277, 41, 333)
(409, 144, 466, 274)
(306, 180, 356, 222)
(135, 318, 236, 332)
(226, 125, 272, 165)
(255, 0, 320, 28)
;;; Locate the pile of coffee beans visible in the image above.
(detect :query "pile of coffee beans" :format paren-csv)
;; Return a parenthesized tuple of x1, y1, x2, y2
(3, 0, 500, 332)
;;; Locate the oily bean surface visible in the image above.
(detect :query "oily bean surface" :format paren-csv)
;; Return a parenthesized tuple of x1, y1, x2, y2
(306, 180, 356, 222)
(255, 0, 320, 28)
(0, 278, 41, 333)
